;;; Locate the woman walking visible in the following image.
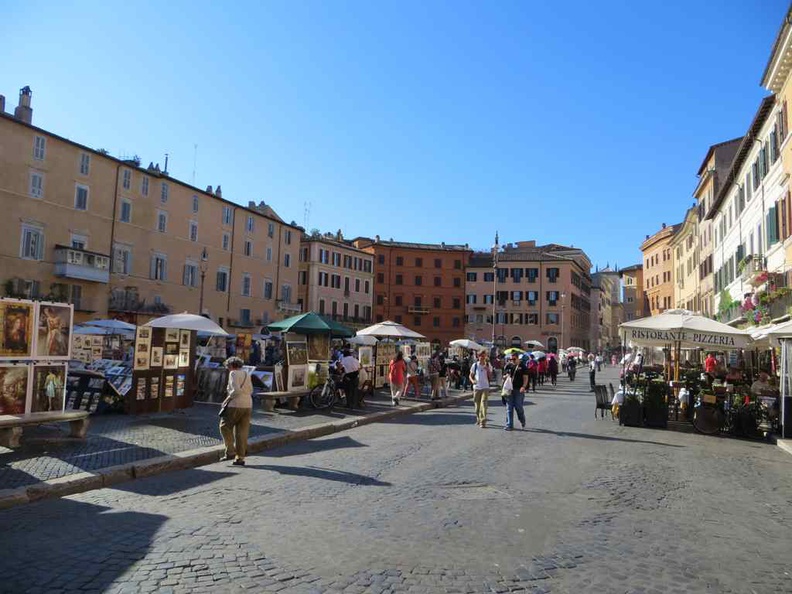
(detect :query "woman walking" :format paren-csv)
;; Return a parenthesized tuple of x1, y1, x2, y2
(219, 356, 253, 466)
(503, 352, 528, 430)
(388, 351, 407, 405)
(405, 355, 421, 398)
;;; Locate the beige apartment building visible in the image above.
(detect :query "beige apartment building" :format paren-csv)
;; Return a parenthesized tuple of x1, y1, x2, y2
(693, 139, 742, 317)
(641, 223, 679, 316)
(591, 268, 621, 353)
(620, 264, 647, 322)
(670, 206, 699, 312)
(0, 87, 300, 330)
(465, 241, 592, 352)
(298, 233, 374, 328)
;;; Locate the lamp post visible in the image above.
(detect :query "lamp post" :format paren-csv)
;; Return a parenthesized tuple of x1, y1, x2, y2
(199, 247, 208, 315)
(560, 291, 566, 352)
(491, 232, 499, 347)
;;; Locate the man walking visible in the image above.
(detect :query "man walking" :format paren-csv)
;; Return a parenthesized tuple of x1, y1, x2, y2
(503, 352, 528, 430)
(589, 356, 596, 392)
(470, 351, 492, 427)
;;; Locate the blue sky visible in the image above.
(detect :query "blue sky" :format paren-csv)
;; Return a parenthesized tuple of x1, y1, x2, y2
(2, 1, 788, 269)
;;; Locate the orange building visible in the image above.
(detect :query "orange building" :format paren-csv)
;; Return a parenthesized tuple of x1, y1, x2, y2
(352, 237, 471, 346)
(640, 224, 680, 316)
(620, 264, 648, 321)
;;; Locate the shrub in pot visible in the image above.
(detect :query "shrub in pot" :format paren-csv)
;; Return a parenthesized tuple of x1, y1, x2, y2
(620, 392, 643, 427)
(643, 380, 668, 428)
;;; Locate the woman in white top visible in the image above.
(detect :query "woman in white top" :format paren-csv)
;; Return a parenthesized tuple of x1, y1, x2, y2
(219, 356, 253, 466)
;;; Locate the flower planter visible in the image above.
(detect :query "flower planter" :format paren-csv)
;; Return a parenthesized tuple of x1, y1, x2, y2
(620, 399, 643, 427)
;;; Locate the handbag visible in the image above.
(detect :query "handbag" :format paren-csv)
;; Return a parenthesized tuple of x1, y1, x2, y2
(501, 374, 513, 396)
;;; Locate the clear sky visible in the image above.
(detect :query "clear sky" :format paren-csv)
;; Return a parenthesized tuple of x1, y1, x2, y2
(2, 1, 789, 269)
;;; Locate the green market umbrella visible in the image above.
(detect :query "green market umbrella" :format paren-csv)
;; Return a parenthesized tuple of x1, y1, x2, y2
(267, 312, 354, 338)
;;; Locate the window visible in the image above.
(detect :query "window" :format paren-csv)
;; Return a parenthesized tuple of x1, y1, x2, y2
(299, 270, 308, 285)
(141, 176, 149, 196)
(281, 284, 292, 303)
(216, 268, 229, 292)
(416, 257, 423, 266)
(546, 313, 559, 325)
(20, 224, 44, 260)
(80, 153, 90, 176)
(74, 184, 89, 210)
(434, 276, 441, 287)
(414, 296, 423, 307)
(378, 255, 385, 265)
(466, 294, 477, 304)
(547, 291, 559, 305)
(395, 315, 402, 323)
(377, 295, 385, 305)
(319, 299, 325, 314)
(192, 195, 199, 213)
(222, 206, 233, 226)
(396, 256, 404, 266)
(319, 249, 329, 264)
(160, 182, 169, 203)
(484, 294, 494, 304)
(395, 274, 403, 285)
(29, 171, 43, 198)
(453, 277, 461, 288)
(113, 244, 132, 274)
(120, 199, 132, 223)
(452, 297, 461, 310)
(547, 268, 559, 282)
(33, 136, 46, 160)
(377, 272, 385, 283)
(413, 316, 422, 327)
(466, 272, 477, 282)
(157, 210, 168, 233)
(433, 297, 442, 308)
(183, 262, 198, 287)
(244, 240, 252, 256)
(355, 278, 361, 292)
(267, 222, 274, 238)
(452, 317, 460, 328)
(285, 230, 292, 245)
(527, 313, 538, 325)
(242, 274, 251, 296)
(284, 253, 291, 268)
(527, 291, 538, 306)
(247, 215, 254, 232)
(332, 252, 341, 266)
(240, 308, 251, 324)
(189, 221, 198, 242)
(122, 169, 131, 190)
(319, 272, 329, 287)
(433, 316, 440, 327)
(512, 291, 522, 302)
(331, 274, 341, 289)
(264, 280, 273, 299)
(395, 295, 403, 306)
(484, 272, 495, 282)
(415, 275, 423, 286)
(364, 280, 370, 294)
(435, 258, 442, 268)
(222, 233, 231, 251)
(150, 253, 167, 281)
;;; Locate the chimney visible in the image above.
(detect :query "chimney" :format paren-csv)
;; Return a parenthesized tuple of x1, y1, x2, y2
(374, 235, 380, 243)
(14, 86, 33, 124)
(215, 185, 222, 197)
(206, 185, 213, 194)
(661, 223, 666, 229)
(0, 95, 5, 114)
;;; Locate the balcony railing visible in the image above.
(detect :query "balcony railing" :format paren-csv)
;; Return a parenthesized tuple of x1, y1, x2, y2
(276, 300, 302, 314)
(741, 254, 766, 284)
(108, 288, 172, 315)
(54, 245, 111, 283)
(407, 306, 430, 314)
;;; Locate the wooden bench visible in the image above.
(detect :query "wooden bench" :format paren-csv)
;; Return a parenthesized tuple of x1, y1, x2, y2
(0, 411, 90, 448)
(254, 390, 310, 412)
(594, 385, 612, 419)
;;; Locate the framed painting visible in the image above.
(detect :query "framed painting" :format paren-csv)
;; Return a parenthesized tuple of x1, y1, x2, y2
(287, 365, 307, 391)
(164, 354, 178, 370)
(134, 351, 150, 371)
(36, 302, 73, 360)
(30, 364, 67, 413)
(307, 334, 329, 362)
(0, 300, 35, 360)
(150, 347, 163, 367)
(179, 330, 190, 349)
(286, 341, 308, 366)
(359, 346, 373, 367)
(164, 329, 180, 342)
(0, 363, 30, 414)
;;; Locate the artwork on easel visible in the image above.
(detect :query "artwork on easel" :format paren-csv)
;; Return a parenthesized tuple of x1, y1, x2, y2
(36, 302, 73, 359)
(0, 363, 30, 414)
(287, 365, 307, 391)
(0, 300, 35, 359)
(31, 363, 66, 413)
(359, 346, 373, 367)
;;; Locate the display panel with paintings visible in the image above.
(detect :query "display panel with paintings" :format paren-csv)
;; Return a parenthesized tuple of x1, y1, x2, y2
(0, 364, 29, 414)
(31, 364, 67, 413)
(165, 328, 179, 342)
(36, 302, 73, 359)
(287, 365, 307, 391)
(0, 300, 35, 360)
(164, 375, 175, 397)
(286, 341, 308, 366)
(178, 349, 190, 368)
(134, 351, 150, 371)
(358, 346, 373, 367)
(150, 347, 163, 367)
(179, 330, 190, 349)
(164, 354, 178, 369)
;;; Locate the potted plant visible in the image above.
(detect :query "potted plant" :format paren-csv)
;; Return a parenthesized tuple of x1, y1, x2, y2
(620, 391, 643, 427)
(643, 380, 669, 428)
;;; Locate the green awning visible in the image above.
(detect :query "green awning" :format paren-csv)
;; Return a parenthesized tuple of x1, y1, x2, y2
(267, 312, 354, 338)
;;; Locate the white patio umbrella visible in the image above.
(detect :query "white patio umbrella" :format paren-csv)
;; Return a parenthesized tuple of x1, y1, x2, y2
(144, 313, 229, 336)
(524, 340, 545, 349)
(620, 309, 750, 349)
(84, 319, 136, 332)
(74, 325, 113, 335)
(449, 339, 484, 351)
(356, 320, 426, 340)
(347, 335, 379, 346)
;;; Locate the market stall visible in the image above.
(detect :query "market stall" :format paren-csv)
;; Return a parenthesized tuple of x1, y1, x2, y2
(356, 321, 427, 389)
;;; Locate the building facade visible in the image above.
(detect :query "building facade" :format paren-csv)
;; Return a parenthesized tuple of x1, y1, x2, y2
(0, 87, 300, 330)
(620, 264, 647, 322)
(464, 241, 592, 352)
(641, 223, 680, 316)
(670, 206, 699, 312)
(591, 267, 621, 353)
(352, 237, 470, 346)
(298, 233, 374, 328)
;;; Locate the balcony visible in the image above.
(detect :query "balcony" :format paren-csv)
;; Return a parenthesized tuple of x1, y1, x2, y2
(740, 254, 766, 285)
(108, 287, 172, 315)
(407, 305, 429, 314)
(276, 300, 302, 314)
(54, 245, 111, 283)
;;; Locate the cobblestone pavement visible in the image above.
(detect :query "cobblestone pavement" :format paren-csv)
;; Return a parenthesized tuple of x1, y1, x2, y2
(2, 366, 792, 593)
(0, 389, 441, 489)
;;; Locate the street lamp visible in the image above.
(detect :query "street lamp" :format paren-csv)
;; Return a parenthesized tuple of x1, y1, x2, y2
(198, 247, 208, 315)
(560, 291, 566, 351)
(491, 232, 499, 347)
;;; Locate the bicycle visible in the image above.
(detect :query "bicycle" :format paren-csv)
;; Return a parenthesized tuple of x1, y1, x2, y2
(693, 393, 767, 440)
(309, 371, 343, 410)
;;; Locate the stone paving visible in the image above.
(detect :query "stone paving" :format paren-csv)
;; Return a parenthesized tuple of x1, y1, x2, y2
(0, 389, 446, 489)
(1, 366, 792, 593)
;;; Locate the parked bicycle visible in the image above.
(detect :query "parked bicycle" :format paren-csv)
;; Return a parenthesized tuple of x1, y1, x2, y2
(309, 365, 343, 410)
(692, 393, 768, 440)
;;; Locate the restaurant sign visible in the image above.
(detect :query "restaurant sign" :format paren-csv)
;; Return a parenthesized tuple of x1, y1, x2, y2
(628, 329, 741, 347)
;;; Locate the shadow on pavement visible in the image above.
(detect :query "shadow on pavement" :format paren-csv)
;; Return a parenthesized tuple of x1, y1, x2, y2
(263, 435, 368, 458)
(246, 464, 391, 486)
(0, 498, 167, 592)
(112, 468, 236, 496)
(521, 426, 684, 447)
(384, 410, 479, 426)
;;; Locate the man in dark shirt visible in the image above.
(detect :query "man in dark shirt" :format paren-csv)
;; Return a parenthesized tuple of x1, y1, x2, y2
(503, 352, 529, 430)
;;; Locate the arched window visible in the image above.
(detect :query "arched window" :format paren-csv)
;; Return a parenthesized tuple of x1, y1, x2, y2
(510, 336, 522, 347)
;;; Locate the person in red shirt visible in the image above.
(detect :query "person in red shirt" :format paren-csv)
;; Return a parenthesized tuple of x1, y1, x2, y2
(537, 357, 548, 386)
(704, 353, 718, 374)
(388, 351, 407, 406)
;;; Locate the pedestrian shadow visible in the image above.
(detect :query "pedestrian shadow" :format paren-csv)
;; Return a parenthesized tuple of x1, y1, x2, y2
(0, 498, 166, 592)
(263, 435, 368, 458)
(384, 410, 479, 426)
(245, 464, 391, 486)
(111, 467, 236, 496)
(521, 426, 684, 447)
